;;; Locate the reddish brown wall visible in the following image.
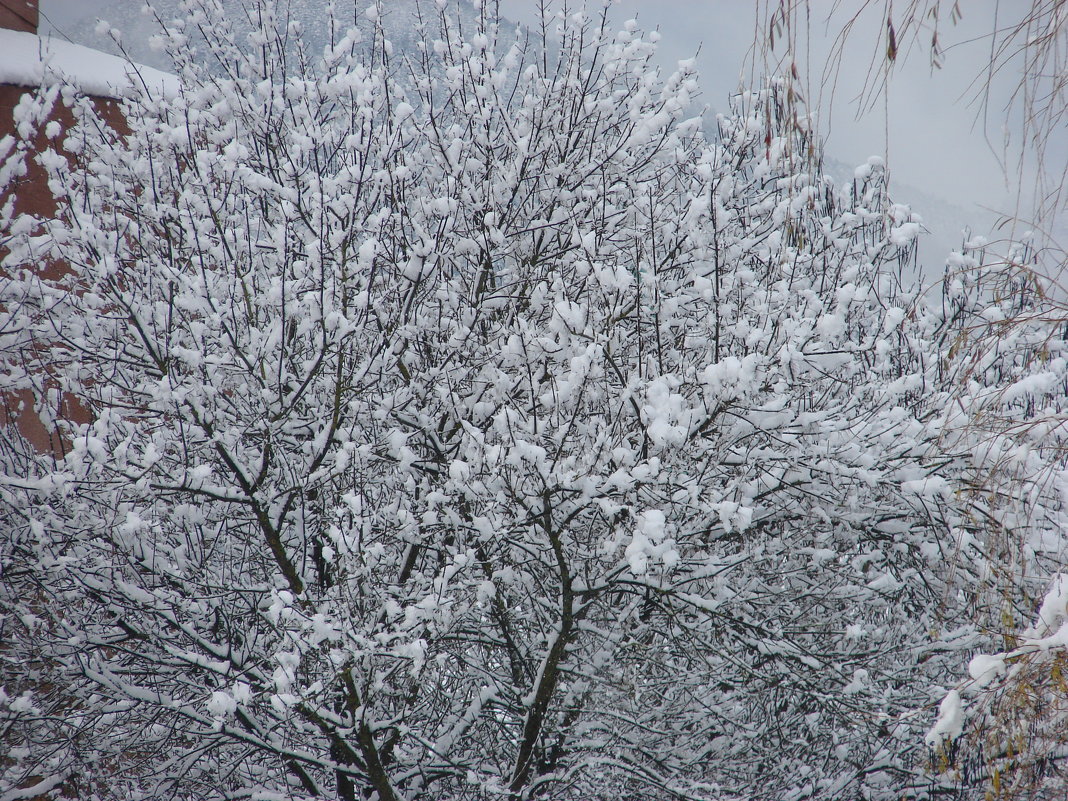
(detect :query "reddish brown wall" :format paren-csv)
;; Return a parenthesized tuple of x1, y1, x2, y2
(0, 83, 60, 222)
(0, 81, 123, 457)
(0, 0, 37, 33)
(0, 84, 127, 226)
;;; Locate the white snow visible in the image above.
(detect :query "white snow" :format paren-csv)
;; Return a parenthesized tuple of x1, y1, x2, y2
(925, 689, 963, 747)
(0, 28, 177, 98)
(1031, 573, 1068, 634)
(206, 690, 237, 718)
(966, 653, 1006, 687)
(1024, 620, 1068, 652)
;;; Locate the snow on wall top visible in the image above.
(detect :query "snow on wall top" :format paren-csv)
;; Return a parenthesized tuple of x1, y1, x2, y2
(0, 27, 176, 98)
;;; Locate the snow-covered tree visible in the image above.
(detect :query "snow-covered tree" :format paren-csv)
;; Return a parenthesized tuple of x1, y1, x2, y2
(925, 572, 1068, 798)
(919, 245, 1068, 798)
(0, 2, 1028, 799)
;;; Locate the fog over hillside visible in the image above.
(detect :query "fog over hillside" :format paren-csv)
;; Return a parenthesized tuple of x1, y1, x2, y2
(43, 0, 980, 273)
(45, 0, 483, 71)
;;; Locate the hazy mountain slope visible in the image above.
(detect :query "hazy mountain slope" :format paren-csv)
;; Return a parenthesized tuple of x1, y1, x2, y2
(45, 0, 978, 275)
(44, 0, 491, 73)
(819, 153, 989, 274)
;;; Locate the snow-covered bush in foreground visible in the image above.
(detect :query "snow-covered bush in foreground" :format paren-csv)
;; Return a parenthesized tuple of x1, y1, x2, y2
(921, 251, 1068, 798)
(928, 573, 1068, 797)
(1, 2, 1055, 799)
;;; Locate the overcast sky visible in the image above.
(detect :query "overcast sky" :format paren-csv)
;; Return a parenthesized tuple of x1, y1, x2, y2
(502, 1, 1043, 231)
(40, 0, 1061, 259)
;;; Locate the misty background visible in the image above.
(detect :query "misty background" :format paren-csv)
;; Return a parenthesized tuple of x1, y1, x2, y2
(36, 0, 1063, 277)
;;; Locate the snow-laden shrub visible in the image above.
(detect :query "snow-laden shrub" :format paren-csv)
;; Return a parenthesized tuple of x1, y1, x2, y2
(4, 2, 1058, 799)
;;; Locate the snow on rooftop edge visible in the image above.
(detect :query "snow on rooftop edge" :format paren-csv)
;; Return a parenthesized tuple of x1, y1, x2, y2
(0, 28, 177, 99)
